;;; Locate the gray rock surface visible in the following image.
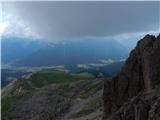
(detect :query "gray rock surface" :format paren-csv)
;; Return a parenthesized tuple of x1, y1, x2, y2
(103, 34, 160, 120)
(2, 76, 104, 120)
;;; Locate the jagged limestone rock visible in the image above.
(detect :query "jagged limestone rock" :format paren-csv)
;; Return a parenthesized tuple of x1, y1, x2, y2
(103, 34, 160, 120)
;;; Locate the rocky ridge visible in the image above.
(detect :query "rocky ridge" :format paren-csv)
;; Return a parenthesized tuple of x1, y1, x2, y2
(103, 34, 160, 120)
(2, 71, 104, 120)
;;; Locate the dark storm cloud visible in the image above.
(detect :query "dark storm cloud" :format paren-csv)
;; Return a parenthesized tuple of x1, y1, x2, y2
(3, 1, 160, 40)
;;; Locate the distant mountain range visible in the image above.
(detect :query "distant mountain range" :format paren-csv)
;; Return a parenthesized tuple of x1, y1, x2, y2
(1, 37, 48, 64)
(3, 34, 159, 120)
(2, 37, 129, 67)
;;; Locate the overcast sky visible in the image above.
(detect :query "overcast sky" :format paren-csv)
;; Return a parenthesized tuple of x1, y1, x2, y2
(1, 1, 160, 42)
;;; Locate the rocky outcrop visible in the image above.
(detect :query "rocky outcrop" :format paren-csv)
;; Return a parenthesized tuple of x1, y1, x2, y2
(105, 85, 160, 120)
(2, 74, 104, 120)
(103, 34, 160, 120)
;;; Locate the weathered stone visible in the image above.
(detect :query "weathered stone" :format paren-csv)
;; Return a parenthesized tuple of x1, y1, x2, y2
(104, 34, 160, 120)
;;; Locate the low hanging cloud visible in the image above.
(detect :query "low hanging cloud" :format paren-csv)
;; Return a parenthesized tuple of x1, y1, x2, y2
(2, 1, 160, 41)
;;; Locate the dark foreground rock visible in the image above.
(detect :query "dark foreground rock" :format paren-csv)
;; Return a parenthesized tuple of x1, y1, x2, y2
(103, 34, 160, 120)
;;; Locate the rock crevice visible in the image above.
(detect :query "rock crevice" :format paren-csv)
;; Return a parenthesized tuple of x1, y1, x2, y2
(103, 34, 160, 120)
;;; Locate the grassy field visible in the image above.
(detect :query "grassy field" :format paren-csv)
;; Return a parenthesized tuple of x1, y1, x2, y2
(29, 70, 95, 88)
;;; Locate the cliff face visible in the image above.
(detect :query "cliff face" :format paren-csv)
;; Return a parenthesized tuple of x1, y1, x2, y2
(103, 34, 160, 120)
